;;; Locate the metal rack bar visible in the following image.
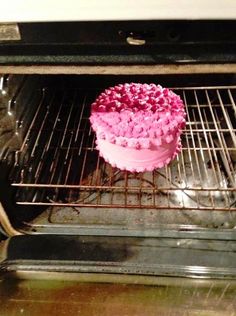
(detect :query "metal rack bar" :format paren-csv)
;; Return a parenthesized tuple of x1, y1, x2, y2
(14, 201, 235, 210)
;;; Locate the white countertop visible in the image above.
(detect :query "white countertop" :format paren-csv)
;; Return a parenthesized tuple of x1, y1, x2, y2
(0, 0, 236, 22)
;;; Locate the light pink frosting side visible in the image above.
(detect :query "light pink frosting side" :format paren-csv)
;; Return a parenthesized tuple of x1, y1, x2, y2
(96, 135, 181, 172)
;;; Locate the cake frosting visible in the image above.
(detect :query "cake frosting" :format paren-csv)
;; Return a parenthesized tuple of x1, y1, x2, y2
(90, 83, 186, 172)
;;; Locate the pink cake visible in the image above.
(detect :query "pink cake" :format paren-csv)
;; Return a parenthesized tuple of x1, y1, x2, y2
(90, 83, 186, 172)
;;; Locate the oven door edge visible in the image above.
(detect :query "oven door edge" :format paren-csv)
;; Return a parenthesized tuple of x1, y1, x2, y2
(1, 234, 236, 280)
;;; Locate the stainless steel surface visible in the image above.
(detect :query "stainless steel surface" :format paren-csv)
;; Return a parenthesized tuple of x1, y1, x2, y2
(0, 23, 21, 41)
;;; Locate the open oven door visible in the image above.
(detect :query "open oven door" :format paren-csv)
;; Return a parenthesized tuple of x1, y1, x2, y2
(1, 234, 236, 315)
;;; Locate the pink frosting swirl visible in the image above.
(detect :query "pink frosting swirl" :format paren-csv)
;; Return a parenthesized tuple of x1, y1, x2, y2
(90, 83, 186, 149)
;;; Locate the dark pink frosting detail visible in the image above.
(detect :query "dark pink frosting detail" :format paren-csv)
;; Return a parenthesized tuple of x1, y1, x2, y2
(90, 83, 186, 150)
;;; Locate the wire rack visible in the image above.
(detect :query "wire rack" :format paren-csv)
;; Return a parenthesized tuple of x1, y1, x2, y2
(9, 85, 236, 211)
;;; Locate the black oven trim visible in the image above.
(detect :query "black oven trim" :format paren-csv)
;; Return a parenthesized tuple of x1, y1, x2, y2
(1, 20, 236, 64)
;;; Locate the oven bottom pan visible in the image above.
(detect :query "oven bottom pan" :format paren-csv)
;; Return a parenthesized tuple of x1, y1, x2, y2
(0, 74, 236, 238)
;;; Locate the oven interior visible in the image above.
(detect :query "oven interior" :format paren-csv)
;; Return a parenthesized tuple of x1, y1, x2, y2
(0, 73, 236, 238)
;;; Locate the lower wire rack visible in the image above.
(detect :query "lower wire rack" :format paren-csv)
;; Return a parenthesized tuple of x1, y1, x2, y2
(8, 85, 236, 211)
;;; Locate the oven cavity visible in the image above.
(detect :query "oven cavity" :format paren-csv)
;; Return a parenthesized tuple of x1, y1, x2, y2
(0, 74, 236, 235)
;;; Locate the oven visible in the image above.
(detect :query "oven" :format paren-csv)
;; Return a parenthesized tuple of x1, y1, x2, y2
(0, 3, 236, 315)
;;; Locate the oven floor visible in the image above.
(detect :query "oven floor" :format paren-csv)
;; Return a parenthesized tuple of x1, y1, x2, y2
(0, 273, 236, 316)
(25, 205, 236, 238)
